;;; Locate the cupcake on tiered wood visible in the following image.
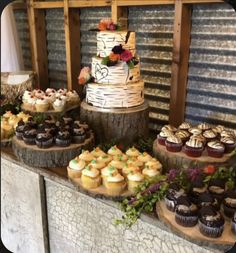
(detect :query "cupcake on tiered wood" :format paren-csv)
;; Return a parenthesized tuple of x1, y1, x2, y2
(232, 213, 236, 234)
(81, 165, 101, 189)
(222, 190, 236, 218)
(165, 135, 183, 152)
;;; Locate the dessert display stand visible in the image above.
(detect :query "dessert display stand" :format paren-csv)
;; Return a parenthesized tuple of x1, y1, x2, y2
(153, 140, 236, 170)
(12, 133, 95, 168)
(156, 201, 235, 247)
(80, 100, 149, 145)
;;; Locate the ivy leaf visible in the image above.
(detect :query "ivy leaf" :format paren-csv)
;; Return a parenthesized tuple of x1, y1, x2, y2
(101, 56, 110, 65)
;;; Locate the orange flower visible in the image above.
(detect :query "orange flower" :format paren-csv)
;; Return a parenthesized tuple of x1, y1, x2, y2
(78, 77, 85, 85)
(109, 52, 120, 62)
(98, 22, 107, 31)
(203, 165, 216, 174)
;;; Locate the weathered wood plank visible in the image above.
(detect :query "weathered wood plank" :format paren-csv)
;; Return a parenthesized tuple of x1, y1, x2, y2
(111, 0, 128, 29)
(33, 1, 64, 9)
(116, 0, 175, 6)
(69, 0, 111, 8)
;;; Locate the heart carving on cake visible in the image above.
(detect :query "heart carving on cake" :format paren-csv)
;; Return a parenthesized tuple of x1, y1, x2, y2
(95, 63, 109, 82)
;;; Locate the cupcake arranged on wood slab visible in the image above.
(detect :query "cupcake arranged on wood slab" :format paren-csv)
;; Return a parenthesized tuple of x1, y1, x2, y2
(189, 178, 207, 204)
(107, 145, 123, 156)
(207, 141, 225, 158)
(55, 130, 71, 147)
(137, 152, 152, 163)
(197, 122, 211, 131)
(198, 206, 225, 238)
(232, 213, 236, 234)
(175, 130, 190, 143)
(127, 172, 144, 194)
(53, 98, 66, 112)
(175, 195, 198, 227)
(81, 166, 101, 189)
(88, 159, 106, 170)
(35, 98, 49, 112)
(222, 190, 236, 218)
(203, 130, 217, 142)
(79, 150, 94, 163)
(161, 124, 177, 132)
(184, 138, 204, 158)
(101, 166, 118, 188)
(220, 137, 236, 153)
(126, 146, 141, 157)
(67, 159, 86, 179)
(178, 122, 192, 131)
(126, 157, 144, 169)
(71, 125, 86, 144)
(97, 154, 112, 165)
(188, 127, 202, 136)
(109, 159, 125, 172)
(208, 178, 225, 203)
(105, 172, 126, 195)
(35, 132, 54, 149)
(165, 135, 183, 152)
(142, 166, 161, 180)
(157, 129, 173, 146)
(91, 147, 106, 158)
(197, 192, 219, 210)
(22, 128, 37, 145)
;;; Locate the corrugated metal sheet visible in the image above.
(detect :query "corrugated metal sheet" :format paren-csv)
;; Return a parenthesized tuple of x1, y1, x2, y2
(128, 5, 174, 132)
(45, 8, 67, 89)
(186, 3, 236, 130)
(13, 9, 32, 70)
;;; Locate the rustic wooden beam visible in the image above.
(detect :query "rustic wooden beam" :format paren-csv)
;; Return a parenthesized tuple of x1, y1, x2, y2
(116, 0, 175, 6)
(169, 1, 192, 127)
(111, 0, 128, 29)
(182, 0, 222, 3)
(27, 0, 49, 89)
(12, 1, 27, 10)
(33, 2, 64, 9)
(69, 0, 111, 8)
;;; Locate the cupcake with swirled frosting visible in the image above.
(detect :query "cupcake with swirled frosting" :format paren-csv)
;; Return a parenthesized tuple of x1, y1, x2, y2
(81, 165, 101, 189)
(188, 127, 202, 136)
(197, 122, 211, 131)
(105, 172, 126, 195)
(97, 154, 112, 165)
(220, 130, 235, 139)
(165, 135, 182, 152)
(137, 152, 152, 163)
(212, 125, 225, 136)
(101, 165, 118, 187)
(178, 122, 192, 131)
(220, 136, 236, 153)
(91, 147, 106, 158)
(157, 129, 173, 146)
(203, 130, 217, 142)
(126, 146, 141, 157)
(145, 158, 162, 171)
(127, 172, 144, 194)
(78, 150, 94, 162)
(88, 159, 106, 170)
(232, 212, 236, 234)
(207, 141, 225, 158)
(112, 153, 128, 162)
(107, 145, 123, 156)
(175, 130, 190, 143)
(184, 138, 204, 157)
(142, 166, 161, 180)
(126, 157, 144, 169)
(222, 190, 236, 218)
(161, 124, 177, 132)
(189, 134, 206, 146)
(122, 165, 140, 179)
(67, 159, 86, 178)
(108, 160, 125, 172)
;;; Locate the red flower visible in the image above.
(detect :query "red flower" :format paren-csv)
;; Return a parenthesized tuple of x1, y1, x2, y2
(120, 50, 133, 62)
(203, 165, 216, 174)
(108, 23, 116, 31)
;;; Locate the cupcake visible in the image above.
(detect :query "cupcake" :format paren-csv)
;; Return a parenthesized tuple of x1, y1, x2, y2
(178, 122, 192, 131)
(105, 172, 126, 195)
(35, 98, 49, 112)
(126, 147, 141, 157)
(189, 178, 207, 204)
(145, 158, 162, 171)
(22, 128, 37, 145)
(88, 159, 106, 170)
(113, 154, 128, 162)
(137, 152, 152, 163)
(212, 125, 225, 136)
(55, 130, 71, 147)
(203, 130, 217, 142)
(81, 166, 101, 189)
(107, 145, 123, 156)
(26, 95, 37, 110)
(108, 160, 125, 172)
(45, 88, 56, 94)
(157, 130, 173, 146)
(97, 154, 112, 165)
(197, 122, 211, 131)
(35, 132, 54, 149)
(189, 134, 206, 146)
(165, 135, 182, 152)
(62, 116, 74, 126)
(53, 98, 66, 112)
(1, 122, 14, 139)
(101, 165, 118, 187)
(67, 159, 86, 178)
(232, 212, 236, 234)
(142, 167, 160, 180)
(66, 90, 80, 106)
(91, 147, 106, 158)
(15, 121, 29, 139)
(198, 192, 219, 210)
(220, 137, 236, 153)
(34, 89, 45, 98)
(126, 157, 144, 169)
(78, 150, 94, 163)
(122, 165, 140, 179)
(175, 130, 190, 143)
(22, 90, 32, 104)
(198, 206, 224, 238)
(72, 126, 86, 144)
(222, 190, 236, 218)
(207, 141, 225, 158)
(175, 196, 198, 227)
(221, 130, 235, 139)
(8, 115, 20, 128)
(164, 183, 185, 212)
(184, 138, 204, 157)
(127, 172, 145, 194)
(208, 178, 225, 203)
(78, 122, 90, 137)
(161, 124, 177, 132)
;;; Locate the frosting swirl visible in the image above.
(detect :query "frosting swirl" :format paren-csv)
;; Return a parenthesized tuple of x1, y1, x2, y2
(79, 150, 94, 162)
(203, 130, 216, 138)
(68, 159, 86, 171)
(127, 172, 144, 182)
(126, 147, 140, 157)
(166, 135, 182, 144)
(178, 122, 191, 130)
(207, 141, 225, 150)
(185, 138, 203, 148)
(82, 166, 99, 178)
(107, 145, 123, 156)
(107, 173, 124, 182)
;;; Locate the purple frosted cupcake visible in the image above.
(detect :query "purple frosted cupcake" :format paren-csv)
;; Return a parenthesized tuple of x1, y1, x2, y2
(207, 141, 225, 158)
(175, 196, 198, 227)
(220, 137, 236, 154)
(222, 190, 236, 218)
(165, 135, 182, 152)
(198, 206, 224, 238)
(184, 138, 204, 157)
(157, 130, 173, 146)
(232, 212, 236, 234)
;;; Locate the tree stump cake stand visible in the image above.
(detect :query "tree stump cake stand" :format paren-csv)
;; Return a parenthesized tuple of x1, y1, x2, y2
(80, 100, 149, 146)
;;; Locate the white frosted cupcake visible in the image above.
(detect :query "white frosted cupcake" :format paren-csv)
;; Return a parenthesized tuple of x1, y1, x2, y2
(34, 89, 45, 98)
(81, 166, 101, 189)
(97, 154, 112, 165)
(88, 159, 106, 170)
(126, 157, 144, 169)
(126, 146, 140, 157)
(91, 147, 106, 158)
(53, 98, 66, 112)
(101, 165, 118, 187)
(122, 165, 140, 179)
(22, 90, 32, 104)
(108, 160, 125, 172)
(45, 88, 56, 94)
(35, 98, 49, 112)
(142, 167, 161, 179)
(78, 150, 94, 163)
(145, 158, 162, 171)
(66, 90, 80, 106)
(26, 95, 37, 110)
(127, 172, 145, 194)
(113, 154, 128, 162)
(105, 172, 126, 195)
(67, 159, 86, 178)
(107, 145, 123, 156)
(137, 152, 152, 163)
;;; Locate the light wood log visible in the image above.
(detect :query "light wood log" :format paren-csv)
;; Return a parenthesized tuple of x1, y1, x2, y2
(80, 100, 149, 145)
(12, 133, 94, 168)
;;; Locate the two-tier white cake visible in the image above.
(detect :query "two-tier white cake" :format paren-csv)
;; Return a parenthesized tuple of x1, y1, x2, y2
(86, 30, 145, 108)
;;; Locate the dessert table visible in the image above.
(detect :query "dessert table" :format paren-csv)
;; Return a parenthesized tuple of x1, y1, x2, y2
(1, 148, 234, 253)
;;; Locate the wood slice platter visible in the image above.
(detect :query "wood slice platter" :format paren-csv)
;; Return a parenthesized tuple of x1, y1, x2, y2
(12, 133, 95, 168)
(153, 140, 236, 170)
(156, 201, 235, 248)
(80, 100, 149, 146)
(70, 177, 132, 200)
(21, 103, 80, 115)
(1, 139, 12, 148)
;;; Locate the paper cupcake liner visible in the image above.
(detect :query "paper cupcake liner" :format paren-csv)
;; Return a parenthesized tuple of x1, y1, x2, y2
(232, 220, 236, 234)
(198, 220, 224, 238)
(223, 204, 236, 218)
(55, 138, 71, 147)
(175, 213, 198, 227)
(164, 197, 176, 212)
(35, 138, 54, 149)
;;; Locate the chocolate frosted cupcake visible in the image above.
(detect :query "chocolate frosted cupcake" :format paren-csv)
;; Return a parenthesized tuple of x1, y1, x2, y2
(164, 183, 185, 212)
(198, 206, 224, 238)
(207, 141, 225, 158)
(220, 137, 236, 153)
(203, 130, 217, 142)
(198, 192, 219, 210)
(165, 135, 182, 152)
(197, 122, 211, 131)
(157, 130, 173, 146)
(72, 126, 86, 144)
(222, 190, 236, 218)
(184, 138, 204, 157)
(189, 177, 207, 204)
(208, 178, 225, 202)
(232, 212, 236, 234)
(175, 196, 198, 227)
(62, 116, 73, 126)
(178, 122, 192, 131)
(175, 130, 190, 143)
(22, 128, 37, 145)
(161, 124, 177, 132)
(79, 122, 90, 137)
(55, 130, 71, 147)
(15, 120, 26, 140)
(35, 132, 54, 149)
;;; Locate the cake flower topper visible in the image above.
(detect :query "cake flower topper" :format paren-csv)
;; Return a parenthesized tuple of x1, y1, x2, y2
(78, 67, 92, 86)
(101, 44, 139, 69)
(98, 18, 121, 31)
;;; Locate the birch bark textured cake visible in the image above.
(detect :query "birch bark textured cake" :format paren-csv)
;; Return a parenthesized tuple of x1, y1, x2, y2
(85, 24, 144, 108)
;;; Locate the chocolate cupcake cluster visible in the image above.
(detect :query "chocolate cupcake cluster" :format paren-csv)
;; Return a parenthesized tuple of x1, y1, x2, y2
(15, 115, 91, 148)
(157, 122, 236, 157)
(164, 178, 236, 237)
